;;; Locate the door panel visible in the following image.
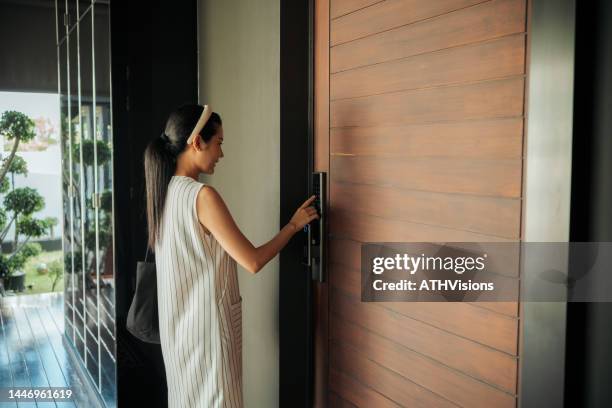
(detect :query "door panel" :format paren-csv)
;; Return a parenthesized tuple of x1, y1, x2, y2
(315, 0, 528, 406)
(58, 1, 116, 402)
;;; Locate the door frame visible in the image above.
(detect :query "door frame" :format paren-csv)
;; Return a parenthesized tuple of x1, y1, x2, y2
(279, 0, 317, 406)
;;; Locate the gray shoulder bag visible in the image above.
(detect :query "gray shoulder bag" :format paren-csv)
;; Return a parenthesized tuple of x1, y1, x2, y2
(126, 247, 160, 344)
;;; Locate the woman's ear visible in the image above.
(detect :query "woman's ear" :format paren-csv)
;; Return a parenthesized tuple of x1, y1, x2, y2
(193, 134, 204, 152)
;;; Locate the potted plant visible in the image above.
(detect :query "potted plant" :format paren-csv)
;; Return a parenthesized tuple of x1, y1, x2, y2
(0, 111, 52, 294)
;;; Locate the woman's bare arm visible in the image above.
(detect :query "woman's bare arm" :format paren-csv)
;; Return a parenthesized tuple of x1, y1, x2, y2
(196, 185, 318, 274)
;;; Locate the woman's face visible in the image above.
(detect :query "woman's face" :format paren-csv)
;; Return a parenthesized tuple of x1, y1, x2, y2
(197, 125, 224, 174)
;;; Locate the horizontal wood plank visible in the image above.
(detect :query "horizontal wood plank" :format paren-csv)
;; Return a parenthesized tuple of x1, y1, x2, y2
(331, 316, 517, 408)
(331, 287, 518, 392)
(331, 341, 458, 407)
(331, 118, 524, 159)
(331, 0, 486, 45)
(331, 34, 526, 100)
(331, 77, 525, 128)
(330, 367, 401, 408)
(476, 301, 519, 316)
(331, 155, 522, 198)
(331, 0, 526, 72)
(331, 181, 521, 238)
(328, 0, 385, 19)
(330, 0, 384, 20)
(330, 209, 516, 243)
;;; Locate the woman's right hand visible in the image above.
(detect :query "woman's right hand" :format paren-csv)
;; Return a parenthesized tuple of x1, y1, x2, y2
(289, 195, 320, 231)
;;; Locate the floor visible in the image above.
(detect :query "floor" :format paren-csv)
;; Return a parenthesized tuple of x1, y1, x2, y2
(0, 292, 106, 408)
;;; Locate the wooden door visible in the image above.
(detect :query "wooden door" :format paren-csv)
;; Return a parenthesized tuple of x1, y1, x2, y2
(313, 0, 529, 406)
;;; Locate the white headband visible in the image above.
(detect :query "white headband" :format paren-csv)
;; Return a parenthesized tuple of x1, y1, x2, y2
(186, 104, 212, 145)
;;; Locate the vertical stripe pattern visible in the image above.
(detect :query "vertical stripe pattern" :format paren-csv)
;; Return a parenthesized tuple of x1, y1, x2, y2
(155, 175, 243, 408)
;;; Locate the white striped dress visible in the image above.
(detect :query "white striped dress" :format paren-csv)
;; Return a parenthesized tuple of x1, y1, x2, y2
(155, 175, 243, 408)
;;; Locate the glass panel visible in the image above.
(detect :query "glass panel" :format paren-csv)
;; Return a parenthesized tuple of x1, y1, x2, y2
(59, 1, 116, 405)
(57, 0, 68, 44)
(59, 37, 75, 344)
(93, 2, 116, 403)
(55, 0, 87, 32)
(66, 0, 78, 30)
(77, 8, 102, 387)
(68, 21, 86, 363)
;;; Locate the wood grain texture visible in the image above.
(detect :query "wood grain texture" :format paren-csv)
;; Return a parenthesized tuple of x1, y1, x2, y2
(330, 368, 401, 407)
(476, 302, 519, 317)
(330, 0, 384, 20)
(330, 118, 524, 159)
(317, 0, 529, 403)
(331, 341, 458, 408)
(331, 77, 525, 128)
(331, 0, 527, 72)
(330, 209, 515, 243)
(331, 316, 517, 408)
(331, 155, 522, 198)
(315, 0, 331, 174)
(331, 0, 487, 45)
(331, 34, 526, 100)
(330, 262, 519, 354)
(331, 288, 518, 393)
(331, 181, 521, 238)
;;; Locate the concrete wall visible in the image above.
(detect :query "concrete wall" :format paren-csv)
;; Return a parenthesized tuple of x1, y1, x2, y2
(520, 1, 575, 406)
(197, 1, 280, 406)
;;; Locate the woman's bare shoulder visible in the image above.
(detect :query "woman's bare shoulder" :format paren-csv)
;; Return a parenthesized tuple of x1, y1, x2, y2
(197, 184, 222, 206)
(196, 185, 233, 230)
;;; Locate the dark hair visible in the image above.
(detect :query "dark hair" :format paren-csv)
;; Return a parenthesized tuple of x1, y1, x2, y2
(144, 104, 222, 249)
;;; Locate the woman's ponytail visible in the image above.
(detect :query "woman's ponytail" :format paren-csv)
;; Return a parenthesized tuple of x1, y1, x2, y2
(144, 134, 176, 249)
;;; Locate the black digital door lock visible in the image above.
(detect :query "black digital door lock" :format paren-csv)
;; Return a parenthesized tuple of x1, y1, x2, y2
(302, 172, 326, 282)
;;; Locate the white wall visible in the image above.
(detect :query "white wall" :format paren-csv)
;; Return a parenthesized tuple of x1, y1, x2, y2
(197, 1, 280, 406)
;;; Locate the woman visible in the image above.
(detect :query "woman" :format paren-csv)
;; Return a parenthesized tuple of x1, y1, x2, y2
(144, 104, 318, 408)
